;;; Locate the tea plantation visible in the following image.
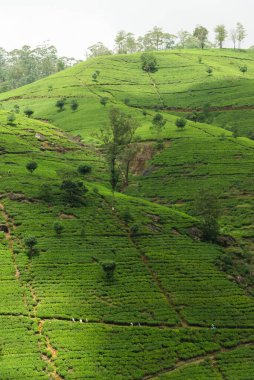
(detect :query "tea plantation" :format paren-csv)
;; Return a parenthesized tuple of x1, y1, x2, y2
(0, 49, 253, 379)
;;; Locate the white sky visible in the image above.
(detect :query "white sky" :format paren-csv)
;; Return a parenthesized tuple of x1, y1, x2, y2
(0, 0, 253, 59)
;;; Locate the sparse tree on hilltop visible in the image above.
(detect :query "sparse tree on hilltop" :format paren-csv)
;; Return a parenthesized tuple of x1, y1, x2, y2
(141, 53, 158, 73)
(236, 22, 247, 49)
(193, 25, 209, 49)
(214, 25, 228, 48)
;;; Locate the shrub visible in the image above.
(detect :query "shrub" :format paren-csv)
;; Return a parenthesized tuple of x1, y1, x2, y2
(60, 180, 88, 206)
(24, 108, 34, 118)
(26, 161, 38, 174)
(240, 65, 247, 74)
(141, 53, 158, 73)
(7, 113, 16, 125)
(175, 117, 187, 129)
(130, 223, 139, 236)
(24, 236, 38, 258)
(207, 67, 213, 75)
(53, 221, 64, 237)
(70, 99, 79, 111)
(78, 165, 92, 175)
(101, 261, 116, 278)
(55, 98, 65, 111)
(100, 97, 109, 107)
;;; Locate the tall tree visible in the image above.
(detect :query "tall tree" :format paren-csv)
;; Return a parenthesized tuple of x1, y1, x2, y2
(88, 42, 112, 57)
(177, 30, 191, 49)
(236, 22, 247, 49)
(230, 29, 237, 50)
(193, 25, 209, 49)
(115, 31, 128, 54)
(214, 25, 228, 48)
(98, 108, 139, 192)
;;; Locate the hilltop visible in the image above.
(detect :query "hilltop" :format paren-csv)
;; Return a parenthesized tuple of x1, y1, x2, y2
(0, 49, 253, 379)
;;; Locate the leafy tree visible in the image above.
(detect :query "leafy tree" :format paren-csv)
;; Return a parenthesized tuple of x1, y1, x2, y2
(78, 164, 92, 175)
(141, 53, 158, 73)
(119, 141, 139, 186)
(101, 260, 116, 278)
(60, 180, 88, 206)
(24, 236, 38, 258)
(175, 117, 187, 130)
(53, 221, 64, 237)
(26, 161, 38, 174)
(230, 29, 237, 50)
(130, 223, 139, 236)
(151, 113, 167, 137)
(55, 98, 65, 111)
(236, 22, 246, 49)
(193, 25, 209, 49)
(115, 30, 128, 54)
(88, 42, 112, 57)
(177, 30, 191, 48)
(194, 190, 221, 242)
(7, 113, 16, 125)
(97, 108, 138, 192)
(24, 108, 34, 118)
(240, 65, 247, 74)
(214, 25, 228, 48)
(70, 99, 79, 111)
(100, 97, 109, 107)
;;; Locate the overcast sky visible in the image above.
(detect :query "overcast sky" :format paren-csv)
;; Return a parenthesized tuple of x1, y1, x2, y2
(1, 0, 253, 58)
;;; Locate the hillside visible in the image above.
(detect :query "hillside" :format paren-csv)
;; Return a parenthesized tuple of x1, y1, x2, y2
(0, 49, 253, 379)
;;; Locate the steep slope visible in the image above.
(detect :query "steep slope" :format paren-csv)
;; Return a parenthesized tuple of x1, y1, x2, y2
(0, 49, 254, 378)
(0, 111, 253, 378)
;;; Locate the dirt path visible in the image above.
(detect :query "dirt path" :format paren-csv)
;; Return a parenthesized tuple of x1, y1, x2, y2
(142, 342, 253, 380)
(0, 201, 63, 380)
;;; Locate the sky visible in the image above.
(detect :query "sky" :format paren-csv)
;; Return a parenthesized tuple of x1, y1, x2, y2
(0, 0, 253, 59)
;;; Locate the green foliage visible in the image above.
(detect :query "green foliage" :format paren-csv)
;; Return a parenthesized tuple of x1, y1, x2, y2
(7, 113, 16, 125)
(194, 190, 221, 242)
(100, 97, 109, 107)
(26, 161, 38, 174)
(70, 99, 79, 111)
(101, 260, 116, 278)
(55, 98, 65, 111)
(175, 117, 187, 129)
(151, 113, 167, 137)
(141, 53, 158, 73)
(38, 183, 53, 202)
(240, 65, 247, 74)
(24, 108, 34, 118)
(60, 180, 88, 206)
(130, 223, 139, 236)
(24, 236, 38, 258)
(206, 67, 213, 75)
(78, 164, 92, 175)
(53, 221, 64, 237)
(193, 25, 209, 49)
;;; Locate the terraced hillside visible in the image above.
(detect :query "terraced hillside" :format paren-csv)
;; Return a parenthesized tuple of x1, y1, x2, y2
(0, 49, 253, 379)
